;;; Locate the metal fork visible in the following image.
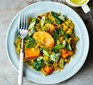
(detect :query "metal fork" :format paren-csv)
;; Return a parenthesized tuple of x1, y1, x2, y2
(18, 15, 28, 85)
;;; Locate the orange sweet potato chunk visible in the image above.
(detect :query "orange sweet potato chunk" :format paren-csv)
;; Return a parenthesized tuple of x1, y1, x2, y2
(25, 48, 40, 60)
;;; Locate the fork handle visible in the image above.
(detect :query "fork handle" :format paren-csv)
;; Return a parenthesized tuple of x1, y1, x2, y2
(18, 49, 24, 85)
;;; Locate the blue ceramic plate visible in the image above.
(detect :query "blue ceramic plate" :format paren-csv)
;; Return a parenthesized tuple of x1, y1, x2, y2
(6, 1, 89, 84)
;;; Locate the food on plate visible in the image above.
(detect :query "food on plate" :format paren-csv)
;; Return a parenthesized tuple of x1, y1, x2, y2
(15, 11, 79, 75)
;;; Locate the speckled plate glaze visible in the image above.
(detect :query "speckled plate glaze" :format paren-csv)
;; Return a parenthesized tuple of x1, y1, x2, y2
(6, 1, 89, 84)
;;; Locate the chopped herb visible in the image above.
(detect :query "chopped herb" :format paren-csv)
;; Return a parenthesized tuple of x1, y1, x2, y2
(28, 18, 36, 30)
(33, 59, 45, 71)
(41, 16, 45, 26)
(42, 49, 50, 56)
(52, 44, 65, 53)
(55, 18, 61, 24)
(59, 58, 64, 68)
(45, 19, 52, 24)
(39, 47, 43, 52)
(26, 41, 36, 48)
(25, 36, 36, 48)
(50, 53, 61, 62)
(53, 30, 58, 45)
(58, 15, 66, 21)
(66, 44, 72, 51)
(24, 36, 35, 42)
(57, 39, 60, 45)
(57, 28, 68, 40)
(52, 11, 58, 18)
(52, 11, 61, 24)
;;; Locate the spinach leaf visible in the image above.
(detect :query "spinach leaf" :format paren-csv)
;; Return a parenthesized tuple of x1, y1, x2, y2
(57, 28, 68, 40)
(52, 11, 61, 25)
(33, 59, 45, 71)
(45, 60, 54, 64)
(24, 36, 35, 42)
(26, 41, 36, 48)
(52, 11, 58, 18)
(53, 30, 58, 45)
(66, 44, 72, 51)
(52, 44, 65, 53)
(39, 47, 43, 52)
(25, 36, 36, 48)
(45, 19, 52, 24)
(55, 18, 61, 24)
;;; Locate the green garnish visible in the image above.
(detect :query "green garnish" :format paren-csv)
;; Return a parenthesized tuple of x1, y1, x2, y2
(52, 44, 65, 53)
(33, 59, 45, 71)
(45, 19, 52, 24)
